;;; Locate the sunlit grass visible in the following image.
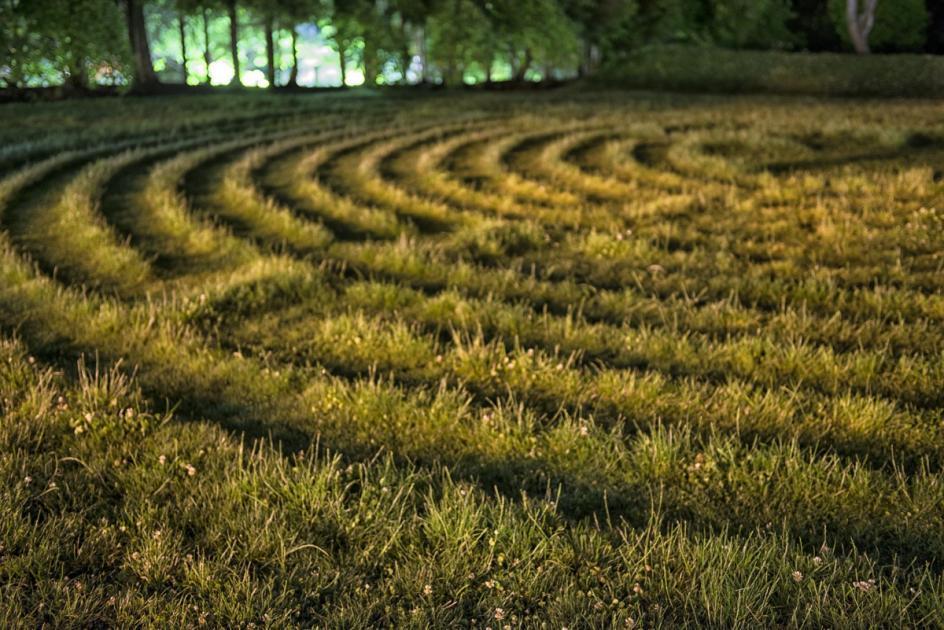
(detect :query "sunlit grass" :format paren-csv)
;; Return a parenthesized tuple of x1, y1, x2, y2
(1, 91, 944, 626)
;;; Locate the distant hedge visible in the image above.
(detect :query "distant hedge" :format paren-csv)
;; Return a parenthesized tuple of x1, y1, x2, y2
(598, 46, 944, 97)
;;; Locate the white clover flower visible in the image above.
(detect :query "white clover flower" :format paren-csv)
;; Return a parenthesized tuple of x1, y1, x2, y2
(853, 579, 876, 593)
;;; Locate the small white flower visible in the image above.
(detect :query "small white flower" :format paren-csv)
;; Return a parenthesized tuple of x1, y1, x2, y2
(853, 579, 876, 593)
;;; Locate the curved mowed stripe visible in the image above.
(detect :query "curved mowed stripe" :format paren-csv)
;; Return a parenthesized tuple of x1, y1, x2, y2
(3, 93, 944, 623)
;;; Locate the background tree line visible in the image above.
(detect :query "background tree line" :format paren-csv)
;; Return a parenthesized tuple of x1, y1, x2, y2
(1, 0, 941, 90)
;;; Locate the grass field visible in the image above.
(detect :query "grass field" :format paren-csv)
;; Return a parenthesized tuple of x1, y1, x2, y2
(1, 90, 944, 627)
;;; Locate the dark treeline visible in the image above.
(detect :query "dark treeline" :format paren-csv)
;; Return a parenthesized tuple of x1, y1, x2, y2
(1, 0, 940, 91)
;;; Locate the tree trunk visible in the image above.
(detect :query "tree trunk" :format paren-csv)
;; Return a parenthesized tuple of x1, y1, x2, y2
(338, 43, 347, 87)
(124, 0, 159, 89)
(399, 48, 411, 84)
(578, 38, 594, 78)
(227, 0, 240, 85)
(846, 0, 878, 54)
(445, 53, 456, 86)
(178, 14, 189, 84)
(67, 63, 89, 91)
(288, 28, 299, 86)
(202, 7, 212, 85)
(418, 25, 428, 84)
(265, 15, 276, 88)
(513, 48, 532, 82)
(398, 22, 411, 84)
(446, 0, 461, 85)
(364, 41, 377, 86)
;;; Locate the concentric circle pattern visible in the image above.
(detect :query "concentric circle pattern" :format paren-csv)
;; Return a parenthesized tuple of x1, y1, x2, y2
(3, 92, 944, 585)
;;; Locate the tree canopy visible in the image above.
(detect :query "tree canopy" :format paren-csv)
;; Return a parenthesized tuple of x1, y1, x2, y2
(0, 0, 938, 90)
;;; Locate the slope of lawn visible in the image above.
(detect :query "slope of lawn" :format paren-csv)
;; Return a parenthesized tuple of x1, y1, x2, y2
(1, 90, 944, 627)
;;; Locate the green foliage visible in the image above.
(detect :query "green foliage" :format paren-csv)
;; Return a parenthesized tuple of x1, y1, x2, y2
(4, 0, 943, 90)
(1, 0, 130, 88)
(319, 0, 367, 83)
(0, 0, 50, 87)
(426, 0, 491, 84)
(426, 0, 581, 84)
(630, 0, 796, 51)
(484, 0, 581, 77)
(635, 0, 707, 44)
(33, 0, 130, 85)
(828, 0, 929, 52)
(709, 0, 796, 49)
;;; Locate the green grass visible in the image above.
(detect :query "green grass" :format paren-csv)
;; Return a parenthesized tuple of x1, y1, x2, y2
(1, 90, 944, 627)
(599, 45, 944, 97)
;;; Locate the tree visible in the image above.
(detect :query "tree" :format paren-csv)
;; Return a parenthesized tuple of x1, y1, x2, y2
(709, 0, 796, 49)
(3, 0, 135, 89)
(789, 0, 841, 51)
(634, 0, 705, 44)
(829, 0, 928, 53)
(178, 11, 189, 81)
(321, 0, 415, 87)
(202, 6, 213, 82)
(322, 0, 368, 86)
(225, 0, 240, 84)
(287, 26, 298, 85)
(427, 0, 487, 85)
(176, 0, 216, 84)
(278, 0, 319, 86)
(123, 0, 160, 88)
(0, 0, 47, 88)
(844, 0, 877, 53)
(10, 0, 133, 89)
(386, 0, 434, 83)
(394, 0, 442, 82)
(481, 0, 581, 82)
(560, 0, 638, 76)
(246, 0, 298, 87)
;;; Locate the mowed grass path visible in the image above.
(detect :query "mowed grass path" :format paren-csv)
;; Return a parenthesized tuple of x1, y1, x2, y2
(1, 91, 944, 627)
